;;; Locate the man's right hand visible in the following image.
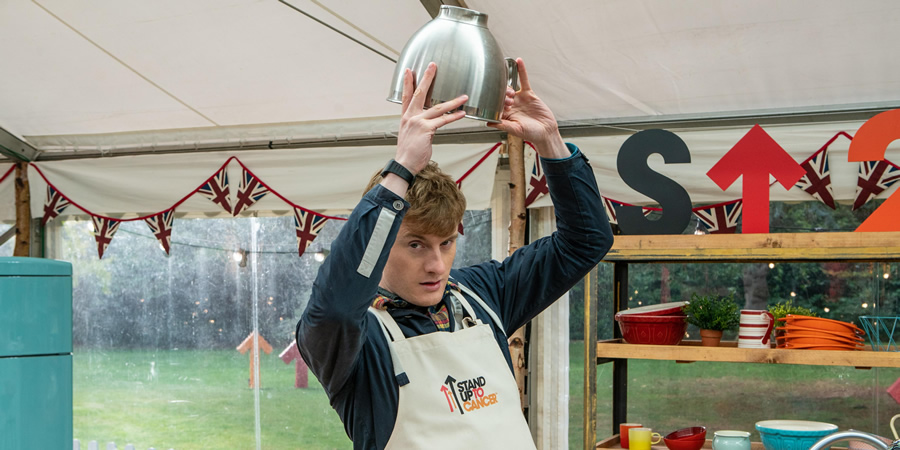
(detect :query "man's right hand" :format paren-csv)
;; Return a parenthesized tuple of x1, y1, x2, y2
(394, 63, 468, 177)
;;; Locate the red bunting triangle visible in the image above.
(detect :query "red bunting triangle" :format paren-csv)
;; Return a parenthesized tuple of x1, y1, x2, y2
(293, 208, 328, 257)
(524, 148, 548, 208)
(794, 146, 836, 209)
(852, 160, 900, 210)
(144, 209, 175, 255)
(196, 167, 233, 214)
(692, 200, 743, 234)
(233, 168, 270, 216)
(42, 185, 71, 225)
(91, 216, 121, 259)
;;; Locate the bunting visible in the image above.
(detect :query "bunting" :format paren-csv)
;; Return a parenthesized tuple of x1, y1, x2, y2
(601, 196, 654, 225)
(92, 216, 121, 259)
(602, 196, 622, 225)
(693, 200, 743, 234)
(233, 168, 270, 216)
(197, 167, 233, 214)
(293, 208, 329, 257)
(795, 146, 836, 209)
(42, 185, 71, 225)
(145, 209, 175, 255)
(524, 154, 548, 207)
(852, 160, 900, 210)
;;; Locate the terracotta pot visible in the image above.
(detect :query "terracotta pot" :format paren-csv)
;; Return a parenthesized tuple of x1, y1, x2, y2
(700, 329, 723, 347)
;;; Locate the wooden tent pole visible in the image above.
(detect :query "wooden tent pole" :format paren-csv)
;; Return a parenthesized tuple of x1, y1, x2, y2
(13, 161, 31, 256)
(506, 135, 528, 411)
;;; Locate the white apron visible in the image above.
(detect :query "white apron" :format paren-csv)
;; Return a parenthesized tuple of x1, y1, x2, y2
(368, 286, 537, 450)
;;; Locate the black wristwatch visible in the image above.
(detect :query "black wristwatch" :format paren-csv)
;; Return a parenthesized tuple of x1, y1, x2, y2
(381, 159, 415, 186)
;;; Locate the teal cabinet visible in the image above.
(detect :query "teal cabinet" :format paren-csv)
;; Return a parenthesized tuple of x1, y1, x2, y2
(0, 257, 73, 450)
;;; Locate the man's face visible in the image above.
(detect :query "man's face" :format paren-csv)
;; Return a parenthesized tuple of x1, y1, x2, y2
(379, 223, 458, 307)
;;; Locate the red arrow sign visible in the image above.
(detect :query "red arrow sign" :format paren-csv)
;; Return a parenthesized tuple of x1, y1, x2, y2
(236, 331, 273, 388)
(707, 125, 806, 233)
(279, 340, 309, 389)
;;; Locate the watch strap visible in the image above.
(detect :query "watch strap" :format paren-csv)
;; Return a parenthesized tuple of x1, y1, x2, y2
(381, 159, 415, 185)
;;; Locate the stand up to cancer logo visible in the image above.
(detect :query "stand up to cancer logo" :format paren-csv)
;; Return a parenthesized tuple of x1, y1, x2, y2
(439, 375, 499, 414)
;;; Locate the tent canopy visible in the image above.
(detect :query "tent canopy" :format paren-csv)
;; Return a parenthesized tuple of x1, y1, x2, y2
(2, 0, 900, 220)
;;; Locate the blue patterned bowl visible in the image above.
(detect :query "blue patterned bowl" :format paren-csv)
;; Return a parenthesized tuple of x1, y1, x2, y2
(756, 420, 838, 450)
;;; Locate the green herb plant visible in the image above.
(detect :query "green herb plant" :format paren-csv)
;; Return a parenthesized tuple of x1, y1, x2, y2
(768, 300, 816, 325)
(684, 292, 741, 331)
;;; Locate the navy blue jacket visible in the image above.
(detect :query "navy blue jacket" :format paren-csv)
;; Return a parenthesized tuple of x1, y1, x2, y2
(296, 145, 613, 449)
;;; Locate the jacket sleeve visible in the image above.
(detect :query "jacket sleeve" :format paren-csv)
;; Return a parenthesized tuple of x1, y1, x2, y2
(455, 144, 614, 333)
(295, 184, 408, 398)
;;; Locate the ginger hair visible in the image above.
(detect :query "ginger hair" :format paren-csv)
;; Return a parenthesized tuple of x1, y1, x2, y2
(366, 161, 466, 236)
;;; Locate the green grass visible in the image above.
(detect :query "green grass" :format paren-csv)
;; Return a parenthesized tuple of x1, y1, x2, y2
(74, 349, 350, 449)
(75, 346, 900, 449)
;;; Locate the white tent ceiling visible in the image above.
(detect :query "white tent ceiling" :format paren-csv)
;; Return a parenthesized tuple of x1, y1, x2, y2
(2, 0, 900, 221)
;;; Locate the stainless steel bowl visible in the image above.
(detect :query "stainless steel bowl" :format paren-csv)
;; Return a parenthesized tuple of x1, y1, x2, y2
(387, 6, 517, 123)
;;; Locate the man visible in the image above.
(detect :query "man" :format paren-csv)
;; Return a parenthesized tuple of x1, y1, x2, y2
(296, 59, 613, 449)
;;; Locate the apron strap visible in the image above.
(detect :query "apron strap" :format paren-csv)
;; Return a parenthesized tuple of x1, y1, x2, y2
(451, 281, 507, 337)
(367, 308, 410, 386)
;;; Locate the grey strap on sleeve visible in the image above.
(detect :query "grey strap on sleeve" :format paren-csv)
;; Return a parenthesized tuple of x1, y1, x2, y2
(357, 207, 397, 278)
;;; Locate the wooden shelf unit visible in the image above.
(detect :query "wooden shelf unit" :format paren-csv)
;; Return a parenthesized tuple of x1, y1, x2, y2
(596, 339, 895, 368)
(583, 231, 900, 450)
(604, 231, 900, 263)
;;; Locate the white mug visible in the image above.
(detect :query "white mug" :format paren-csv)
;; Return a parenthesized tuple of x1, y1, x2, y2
(738, 310, 774, 348)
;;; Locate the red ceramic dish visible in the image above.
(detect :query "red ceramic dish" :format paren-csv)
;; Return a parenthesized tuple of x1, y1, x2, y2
(616, 301, 688, 317)
(665, 427, 706, 441)
(664, 430, 706, 450)
(663, 438, 704, 450)
(615, 314, 687, 345)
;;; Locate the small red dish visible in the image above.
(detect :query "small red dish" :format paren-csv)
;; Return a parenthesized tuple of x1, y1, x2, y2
(665, 427, 706, 441)
(663, 427, 706, 450)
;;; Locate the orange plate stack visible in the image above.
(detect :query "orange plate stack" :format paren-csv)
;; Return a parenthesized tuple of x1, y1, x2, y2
(775, 315, 866, 351)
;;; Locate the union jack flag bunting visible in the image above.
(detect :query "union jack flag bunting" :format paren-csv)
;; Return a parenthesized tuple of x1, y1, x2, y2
(601, 196, 653, 225)
(293, 208, 329, 257)
(197, 167, 233, 214)
(602, 196, 621, 224)
(794, 146, 836, 209)
(42, 185, 71, 225)
(91, 216, 121, 259)
(145, 209, 175, 255)
(852, 160, 900, 210)
(524, 153, 548, 207)
(693, 200, 743, 234)
(233, 168, 270, 216)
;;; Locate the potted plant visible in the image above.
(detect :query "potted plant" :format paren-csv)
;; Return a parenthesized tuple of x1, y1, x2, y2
(768, 300, 817, 342)
(684, 292, 741, 346)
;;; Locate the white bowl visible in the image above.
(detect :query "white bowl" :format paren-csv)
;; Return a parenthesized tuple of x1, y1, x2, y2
(616, 301, 688, 317)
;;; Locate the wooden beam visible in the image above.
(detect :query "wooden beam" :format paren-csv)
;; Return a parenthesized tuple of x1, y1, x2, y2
(605, 232, 900, 262)
(583, 268, 598, 450)
(507, 135, 528, 412)
(13, 161, 31, 256)
(0, 127, 38, 162)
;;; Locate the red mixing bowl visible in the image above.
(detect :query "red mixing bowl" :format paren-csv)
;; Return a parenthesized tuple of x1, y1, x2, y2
(615, 314, 688, 345)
